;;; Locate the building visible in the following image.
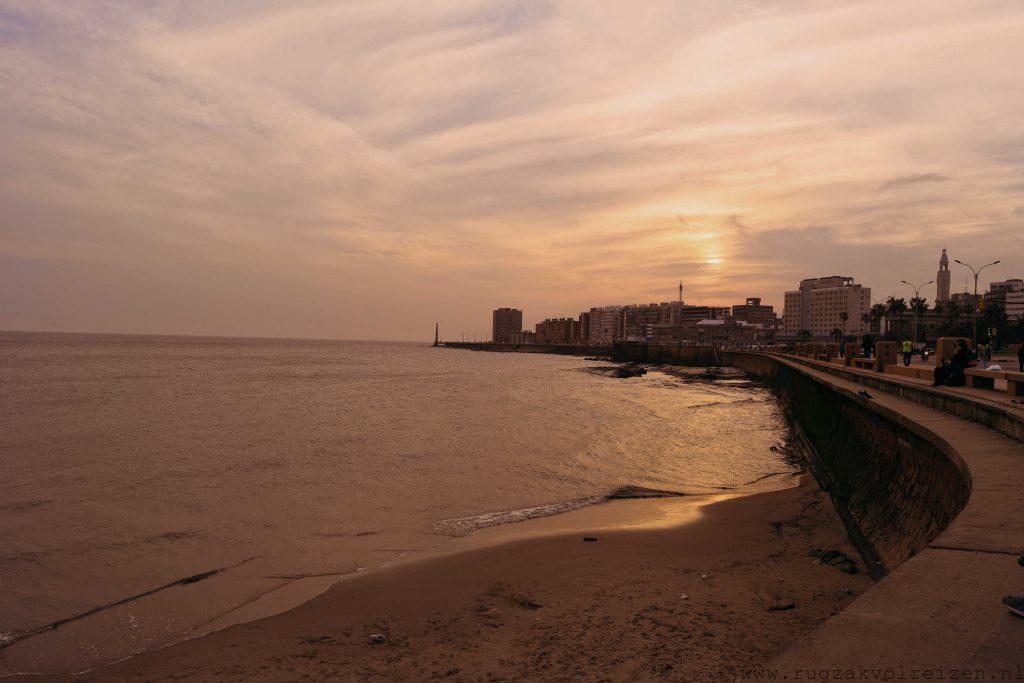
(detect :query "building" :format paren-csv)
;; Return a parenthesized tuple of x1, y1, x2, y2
(1007, 291, 1024, 320)
(781, 291, 802, 337)
(588, 306, 624, 345)
(648, 319, 765, 346)
(622, 303, 674, 341)
(492, 308, 523, 344)
(574, 312, 591, 344)
(675, 305, 731, 326)
(936, 248, 951, 303)
(950, 291, 980, 311)
(984, 279, 1024, 306)
(534, 318, 575, 345)
(781, 276, 871, 340)
(731, 297, 778, 329)
(509, 331, 535, 344)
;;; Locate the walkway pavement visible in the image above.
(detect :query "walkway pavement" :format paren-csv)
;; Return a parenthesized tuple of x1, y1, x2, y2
(766, 356, 1024, 676)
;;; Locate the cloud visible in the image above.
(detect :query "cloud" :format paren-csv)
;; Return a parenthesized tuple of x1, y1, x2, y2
(879, 173, 949, 191)
(1, 0, 1024, 338)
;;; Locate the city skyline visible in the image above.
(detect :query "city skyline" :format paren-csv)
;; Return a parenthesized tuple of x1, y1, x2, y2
(2, 2, 1023, 341)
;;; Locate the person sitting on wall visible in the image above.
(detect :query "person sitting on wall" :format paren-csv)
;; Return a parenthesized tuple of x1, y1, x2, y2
(933, 340, 976, 387)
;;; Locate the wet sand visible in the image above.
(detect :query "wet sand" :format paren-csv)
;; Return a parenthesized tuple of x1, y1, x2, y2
(28, 474, 871, 681)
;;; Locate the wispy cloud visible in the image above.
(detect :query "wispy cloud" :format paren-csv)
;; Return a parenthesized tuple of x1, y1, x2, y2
(1, 0, 1023, 339)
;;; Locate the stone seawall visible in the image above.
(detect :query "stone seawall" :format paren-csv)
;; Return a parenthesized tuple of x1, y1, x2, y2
(613, 343, 972, 580)
(724, 351, 971, 579)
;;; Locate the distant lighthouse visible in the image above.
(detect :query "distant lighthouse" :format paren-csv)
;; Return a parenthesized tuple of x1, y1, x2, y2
(432, 322, 440, 347)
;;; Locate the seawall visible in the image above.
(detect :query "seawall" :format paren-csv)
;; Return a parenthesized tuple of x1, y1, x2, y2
(613, 343, 972, 580)
(443, 341, 611, 356)
(723, 351, 971, 579)
(612, 341, 1024, 669)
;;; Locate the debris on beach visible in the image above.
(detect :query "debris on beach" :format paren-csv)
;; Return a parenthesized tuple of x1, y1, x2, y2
(583, 536, 598, 542)
(369, 633, 386, 644)
(756, 591, 796, 612)
(810, 548, 860, 574)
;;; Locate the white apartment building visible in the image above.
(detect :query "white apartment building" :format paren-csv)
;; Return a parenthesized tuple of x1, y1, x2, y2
(781, 276, 871, 339)
(808, 284, 871, 337)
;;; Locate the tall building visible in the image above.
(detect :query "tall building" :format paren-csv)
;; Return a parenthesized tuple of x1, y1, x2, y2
(781, 276, 871, 340)
(936, 249, 951, 303)
(492, 308, 523, 344)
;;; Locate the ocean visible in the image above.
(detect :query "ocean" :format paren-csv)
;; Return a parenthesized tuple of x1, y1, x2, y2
(0, 332, 795, 673)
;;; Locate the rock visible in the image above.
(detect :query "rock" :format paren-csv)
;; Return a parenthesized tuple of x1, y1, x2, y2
(613, 364, 647, 378)
(583, 536, 598, 542)
(370, 633, 386, 644)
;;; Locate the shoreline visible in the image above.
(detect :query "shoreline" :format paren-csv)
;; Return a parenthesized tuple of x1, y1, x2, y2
(28, 473, 872, 681)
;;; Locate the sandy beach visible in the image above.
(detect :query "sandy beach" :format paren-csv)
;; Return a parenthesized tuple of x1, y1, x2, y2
(26, 474, 871, 681)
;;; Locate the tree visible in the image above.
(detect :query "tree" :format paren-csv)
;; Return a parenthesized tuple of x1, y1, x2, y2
(838, 311, 849, 341)
(869, 303, 887, 335)
(798, 329, 812, 343)
(831, 327, 843, 345)
(885, 296, 908, 340)
(909, 297, 929, 344)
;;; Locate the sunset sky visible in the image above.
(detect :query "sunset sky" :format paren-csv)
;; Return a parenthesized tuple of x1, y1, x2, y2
(2, 0, 1023, 341)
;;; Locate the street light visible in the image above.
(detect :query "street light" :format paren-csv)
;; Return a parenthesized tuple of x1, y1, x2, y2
(953, 259, 1000, 345)
(899, 279, 934, 346)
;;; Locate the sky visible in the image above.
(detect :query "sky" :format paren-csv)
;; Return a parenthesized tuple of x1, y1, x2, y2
(1, 0, 1022, 341)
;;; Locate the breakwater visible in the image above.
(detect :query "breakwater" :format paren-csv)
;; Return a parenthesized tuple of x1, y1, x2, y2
(612, 342, 972, 579)
(444, 341, 611, 356)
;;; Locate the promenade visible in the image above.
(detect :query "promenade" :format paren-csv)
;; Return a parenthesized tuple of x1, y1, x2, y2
(761, 352, 1024, 676)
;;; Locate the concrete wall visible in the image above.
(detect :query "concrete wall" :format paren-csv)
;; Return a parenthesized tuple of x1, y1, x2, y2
(721, 351, 971, 579)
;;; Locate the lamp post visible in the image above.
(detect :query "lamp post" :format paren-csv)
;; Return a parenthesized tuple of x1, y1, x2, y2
(900, 279, 934, 346)
(953, 259, 1000, 346)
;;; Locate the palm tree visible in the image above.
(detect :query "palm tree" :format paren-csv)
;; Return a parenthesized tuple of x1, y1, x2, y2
(831, 327, 843, 345)
(869, 303, 887, 335)
(838, 311, 849, 341)
(885, 296, 908, 340)
(909, 297, 929, 345)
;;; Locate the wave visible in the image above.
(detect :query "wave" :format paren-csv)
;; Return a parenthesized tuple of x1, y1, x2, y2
(433, 485, 688, 536)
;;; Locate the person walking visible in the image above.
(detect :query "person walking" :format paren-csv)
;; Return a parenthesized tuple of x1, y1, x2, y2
(975, 342, 988, 369)
(901, 339, 913, 366)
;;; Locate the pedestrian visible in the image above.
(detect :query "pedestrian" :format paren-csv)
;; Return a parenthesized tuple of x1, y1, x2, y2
(901, 339, 913, 366)
(975, 342, 988, 370)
